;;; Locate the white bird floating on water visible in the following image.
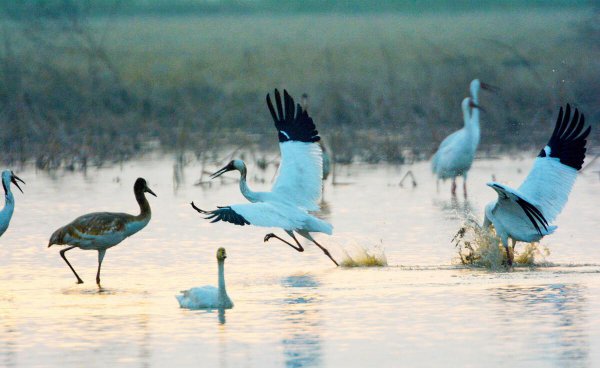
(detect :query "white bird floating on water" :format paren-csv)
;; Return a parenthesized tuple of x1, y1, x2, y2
(176, 247, 233, 310)
(191, 89, 338, 266)
(431, 79, 496, 197)
(48, 178, 156, 285)
(484, 104, 591, 266)
(0, 170, 25, 238)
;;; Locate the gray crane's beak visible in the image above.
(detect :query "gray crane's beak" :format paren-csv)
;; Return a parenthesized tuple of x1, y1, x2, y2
(469, 101, 486, 113)
(210, 162, 235, 179)
(145, 186, 157, 197)
(480, 82, 499, 93)
(11, 172, 25, 194)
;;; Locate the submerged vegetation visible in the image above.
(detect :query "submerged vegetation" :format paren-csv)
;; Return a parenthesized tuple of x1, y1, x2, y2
(0, 2, 598, 169)
(339, 242, 388, 267)
(453, 218, 551, 269)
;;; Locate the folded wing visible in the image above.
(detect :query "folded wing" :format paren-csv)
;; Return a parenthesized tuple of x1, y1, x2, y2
(488, 182, 549, 236)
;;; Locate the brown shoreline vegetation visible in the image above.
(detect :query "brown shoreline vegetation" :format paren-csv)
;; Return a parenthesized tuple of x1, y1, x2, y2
(0, 3, 598, 170)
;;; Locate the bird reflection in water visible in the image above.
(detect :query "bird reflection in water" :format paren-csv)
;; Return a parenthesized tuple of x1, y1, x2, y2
(280, 274, 323, 368)
(316, 199, 331, 221)
(491, 284, 588, 365)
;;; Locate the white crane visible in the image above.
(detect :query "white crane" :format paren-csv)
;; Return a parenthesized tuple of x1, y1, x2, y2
(48, 178, 156, 285)
(191, 89, 338, 266)
(431, 79, 495, 197)
(484, 104, 591, 266)
(176, 247, 233, 309)
(0, 170, 25, 238)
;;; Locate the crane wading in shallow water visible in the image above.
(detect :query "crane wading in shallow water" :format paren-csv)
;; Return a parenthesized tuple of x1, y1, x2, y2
(191, 89, 338, 266)
(484, 104, 591, 266)
(0, 170, 25, 238)
(431, 79, 496, 197)
(48, 178, 156, 285)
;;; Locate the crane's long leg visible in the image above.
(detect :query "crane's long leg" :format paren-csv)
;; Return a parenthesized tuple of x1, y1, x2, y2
(60, 246, 84, 284)
(451, 178, 457, 196)
(96, 249, 106, 286)
(511, 239, 517, 251)
(463, 175, 468, 199)
(264, 231, 304, 252)
(297, 231, 339, 266)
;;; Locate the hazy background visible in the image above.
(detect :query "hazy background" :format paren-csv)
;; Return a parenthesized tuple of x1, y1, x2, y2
(0, 0, 598, 169)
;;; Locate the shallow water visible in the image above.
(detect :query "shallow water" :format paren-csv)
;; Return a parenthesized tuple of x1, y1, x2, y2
(1, 155, 599, 367)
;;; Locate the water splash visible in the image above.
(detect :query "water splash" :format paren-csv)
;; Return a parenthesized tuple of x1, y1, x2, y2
(339, 241, 387, 267)
(452, 218, 551, 270)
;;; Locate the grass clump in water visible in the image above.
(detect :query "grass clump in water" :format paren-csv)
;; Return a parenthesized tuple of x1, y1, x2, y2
(340, 242, 388, 268)
(453, 218, 550, 269)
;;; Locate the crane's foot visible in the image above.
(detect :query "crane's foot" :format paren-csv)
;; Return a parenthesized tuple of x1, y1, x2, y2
(264, 233, 276, 242)
(76, 279, 84, 284)
(504, 246, 514, 268)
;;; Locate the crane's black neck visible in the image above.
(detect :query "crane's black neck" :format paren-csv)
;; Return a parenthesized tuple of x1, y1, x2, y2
(134, 188, 151, 219)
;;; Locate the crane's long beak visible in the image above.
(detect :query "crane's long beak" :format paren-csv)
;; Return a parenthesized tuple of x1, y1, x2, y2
(11, 173, 24, 194)
(480, 82, 499, 93)
(210, 163, 234, 179)
(470, 101, 486, 113)
(145, 186, 157, 197)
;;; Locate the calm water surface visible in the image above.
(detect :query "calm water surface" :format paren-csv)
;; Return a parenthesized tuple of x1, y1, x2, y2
(1, 155, 599, 367)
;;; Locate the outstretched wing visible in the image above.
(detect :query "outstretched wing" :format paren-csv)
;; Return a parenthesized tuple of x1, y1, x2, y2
(487, 182, 549, 236)
(267, 89, 322, 211)
(191, 201, 304, 231)
(518, 104, 591, 223)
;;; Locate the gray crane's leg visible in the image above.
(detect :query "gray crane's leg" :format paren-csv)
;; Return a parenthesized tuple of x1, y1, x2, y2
(297, 231, 339, 266)
(264, 231, 304, 252)
(96, 249, 106, 286)
(511, 239, 517, 251)
(60, 246, 84, 284)
(451, 178, 457, 196)
(463, 174, 468, 199)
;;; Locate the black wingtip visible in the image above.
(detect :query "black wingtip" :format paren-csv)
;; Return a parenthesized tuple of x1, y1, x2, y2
(516, 198, 548, 236)
(538, 104, 591, 170)
(193, 205, 250, 226)
(267, 88, 320, 143)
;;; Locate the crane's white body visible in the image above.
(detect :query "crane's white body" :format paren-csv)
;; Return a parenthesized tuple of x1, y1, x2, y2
(0, 171, 16, 237)
(431, 98, 479, 180)
(239, 141, 324, 212)
(483, 104, 590, 264)
(431, 80, 483, 191)
(232, 141, 331, 234)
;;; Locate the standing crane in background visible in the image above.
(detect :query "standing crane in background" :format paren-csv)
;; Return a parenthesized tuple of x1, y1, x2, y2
(431, 79, 496, 197)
